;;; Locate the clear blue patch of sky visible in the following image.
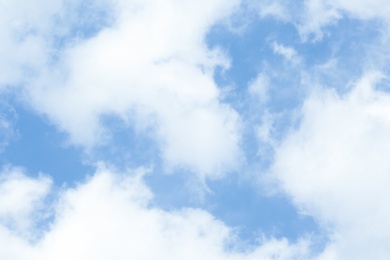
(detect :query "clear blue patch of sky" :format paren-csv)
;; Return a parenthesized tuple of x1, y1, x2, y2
(93, 113, 161, 170)
(206, 174, 324, 244)
(0, 101, 92, 184)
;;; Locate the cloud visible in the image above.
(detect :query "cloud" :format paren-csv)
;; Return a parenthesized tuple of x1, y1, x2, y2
(270, 72, 390, 258)
(0, 0, 58, 88)
(0, 166, 51, 236)
(7, 0, 245, 178)
(0, 0, 116, 90)
(327, 0, 390, 20)
(254, 0, 340, 40)
(0, 165, 311, 260)
(256, 0, 291, 21)
(298, 0, 390, 40)
(0, 105, 18, 153)
(5, 1, 390, 259)
(298, 0, 341, 41)
(255, 0, 390, 41)
(271, 42, 301, 64)
(248, 73, 269, 105)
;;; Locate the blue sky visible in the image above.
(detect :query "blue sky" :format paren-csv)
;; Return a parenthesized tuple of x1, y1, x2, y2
(2, 0, 390, 259)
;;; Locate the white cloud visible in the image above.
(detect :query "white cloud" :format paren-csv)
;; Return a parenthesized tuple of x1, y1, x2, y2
(271, 42, 301, 64)
(255, 0, 390, 41)
(0, 0, 60, 88)
(298, 0, 341, 41)
(299, 0, 390, 39)
(270, 72, 390, 259)
(301, 0, 390, 36)
(8, 0, 244, 178)
(0, 0, 116, 90)
(256, 112, 276, 146)
(0, 165, 311, 260)
(328, 0, 390, 20)
(257, 1, 290, 21)
(0, 166, 51, 236)
(0, 108, 17, 153)
(248, 73, 269, 104)
(254, 0, 341, 40)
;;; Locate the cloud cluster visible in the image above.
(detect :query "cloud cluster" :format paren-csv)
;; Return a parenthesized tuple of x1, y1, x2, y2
(0, 166, 51, 235)
(13, 0, 243, 178)
(0, 0, 58, 88)
(0, 166, 310, 260)
(3, 0, 390, 258)
(271, 72, 390, 259)
(252, 2, 390, 256)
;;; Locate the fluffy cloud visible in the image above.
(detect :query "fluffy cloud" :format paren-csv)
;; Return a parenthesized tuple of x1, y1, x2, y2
(0, 0, 58, 88)
(270, 72, 390, 259)
(8, 0, 244, 178)
(0, 166, 51, 237)
(0, 166, 310, 260)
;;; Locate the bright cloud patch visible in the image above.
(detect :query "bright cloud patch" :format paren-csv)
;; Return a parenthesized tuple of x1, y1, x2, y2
(0, 166, 310, 260)
(20, 0, 243, 178)
(271, 73, 390, 259)
(0, 167, 51, 235)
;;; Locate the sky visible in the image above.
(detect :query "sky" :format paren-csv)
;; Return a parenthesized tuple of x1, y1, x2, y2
(1, 0, 390, 259)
